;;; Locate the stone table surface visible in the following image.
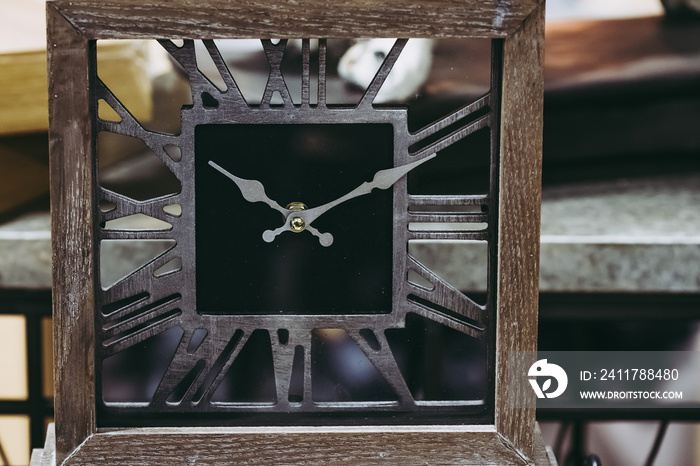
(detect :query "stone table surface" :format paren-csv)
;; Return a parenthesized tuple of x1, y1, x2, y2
(0, 173, 698, 293)
(538, 173, 700, 292)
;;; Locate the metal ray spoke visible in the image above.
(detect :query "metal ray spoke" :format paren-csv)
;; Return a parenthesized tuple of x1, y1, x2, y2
(358, 39, 408, 107)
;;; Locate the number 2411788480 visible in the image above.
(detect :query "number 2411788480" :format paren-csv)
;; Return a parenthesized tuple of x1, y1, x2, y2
(595, 368, 680, 381)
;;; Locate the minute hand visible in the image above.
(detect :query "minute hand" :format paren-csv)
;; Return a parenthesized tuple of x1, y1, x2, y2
(301, 154, 436, 225)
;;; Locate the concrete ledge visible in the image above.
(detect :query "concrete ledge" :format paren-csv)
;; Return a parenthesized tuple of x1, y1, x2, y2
(1, 174, 699, 293)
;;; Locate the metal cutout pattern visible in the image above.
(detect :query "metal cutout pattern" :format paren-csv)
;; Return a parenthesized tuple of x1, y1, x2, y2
(94, 38, 501, 425)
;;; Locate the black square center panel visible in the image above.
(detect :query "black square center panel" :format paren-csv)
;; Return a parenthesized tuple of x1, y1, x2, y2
(195, 123, 395, 315)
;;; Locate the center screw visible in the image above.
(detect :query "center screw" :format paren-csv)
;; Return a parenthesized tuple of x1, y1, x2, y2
(290, 216, 306, 232)
(286, 202, 308, 233)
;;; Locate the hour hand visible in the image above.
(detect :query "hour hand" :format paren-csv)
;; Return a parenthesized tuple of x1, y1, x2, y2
(208, 161, 288, 215)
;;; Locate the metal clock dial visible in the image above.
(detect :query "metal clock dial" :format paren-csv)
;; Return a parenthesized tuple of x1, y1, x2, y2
(94, 38, 499, 425)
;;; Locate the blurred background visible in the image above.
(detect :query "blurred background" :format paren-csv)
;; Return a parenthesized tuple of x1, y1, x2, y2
(1, 0, 700, 464)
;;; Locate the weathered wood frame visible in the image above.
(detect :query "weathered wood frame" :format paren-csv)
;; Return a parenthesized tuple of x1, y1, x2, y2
(48, 0, 544, 464)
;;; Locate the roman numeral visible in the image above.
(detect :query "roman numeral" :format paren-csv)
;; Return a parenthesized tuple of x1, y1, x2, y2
(152, 329, 250, 406)
(404, 256, 487, 341)
(260, 39, 294, 108)
(348, 329, 413, 405)
(408, 94, 491, 161)
(358, 39, 408, 107)
(100, 293, 182, 356)
(407, 194, 490, 241)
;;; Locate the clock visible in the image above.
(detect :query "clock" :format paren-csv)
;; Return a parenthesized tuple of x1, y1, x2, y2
(48, 1, 544, 462)
(94, 38, 497, 424)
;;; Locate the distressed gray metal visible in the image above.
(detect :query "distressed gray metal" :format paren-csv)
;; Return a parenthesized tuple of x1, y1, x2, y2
(93, 38, 501, 423)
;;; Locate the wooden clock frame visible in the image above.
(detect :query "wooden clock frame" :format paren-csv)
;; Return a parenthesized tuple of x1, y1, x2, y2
(47, 0, 545, 464)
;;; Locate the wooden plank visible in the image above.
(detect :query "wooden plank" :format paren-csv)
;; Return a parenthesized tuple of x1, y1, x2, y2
(58, 427, 537, 465)
(545, 15, 700, 87)
(49, 0, 538, 39)
(0, 51, 49, 135)
(495, 1, 545, 461)
(37, 423, 556, 465)
(36, 424, 559, 465)
(47, 4, 97, 464)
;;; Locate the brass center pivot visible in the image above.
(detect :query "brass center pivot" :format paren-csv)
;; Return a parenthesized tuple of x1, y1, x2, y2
(286, 202, 307, 233)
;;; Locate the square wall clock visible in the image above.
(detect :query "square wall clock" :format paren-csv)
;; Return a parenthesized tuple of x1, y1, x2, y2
(47, 1, 546, 464)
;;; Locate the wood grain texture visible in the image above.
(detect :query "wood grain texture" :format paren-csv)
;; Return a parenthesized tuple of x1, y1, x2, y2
(41, 423, 557, 465)
(495, 1, 545, 461)
(47, 4, 97, 464)
(49, 0, 538, 39)
(534, 424, 558, 466)
(58, 427, 539, 465)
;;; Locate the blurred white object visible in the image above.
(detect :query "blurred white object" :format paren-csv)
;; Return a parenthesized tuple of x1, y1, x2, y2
(212, 39, 266, 62)
(338, 39, 434, 103)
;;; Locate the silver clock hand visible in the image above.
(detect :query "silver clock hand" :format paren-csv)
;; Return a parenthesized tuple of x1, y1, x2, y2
(264, 154, 437, 245)
(304, 224, 334, 247)
(263, 216, 334, 246)
(302, 153, 436, 225)
(208, 161, 288, 215)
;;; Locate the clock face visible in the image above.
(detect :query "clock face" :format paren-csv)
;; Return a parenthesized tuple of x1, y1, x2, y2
(195, 123, 394, 315)
(94, 38, 497, 426)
